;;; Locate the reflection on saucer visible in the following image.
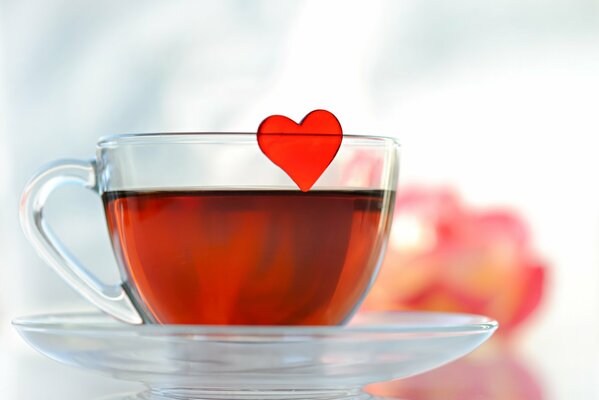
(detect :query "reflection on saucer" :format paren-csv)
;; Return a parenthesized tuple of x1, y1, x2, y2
(367, 341, 544, 400)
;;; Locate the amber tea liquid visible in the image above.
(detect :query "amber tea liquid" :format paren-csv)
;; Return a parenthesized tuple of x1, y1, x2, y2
(103, 189, 388, 325)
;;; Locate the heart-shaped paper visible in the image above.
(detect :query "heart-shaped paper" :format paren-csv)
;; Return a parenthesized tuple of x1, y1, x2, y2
(257, 110, 343, 192)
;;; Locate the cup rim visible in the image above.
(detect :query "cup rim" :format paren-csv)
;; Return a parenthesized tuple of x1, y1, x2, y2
(97, 132, 400, 149)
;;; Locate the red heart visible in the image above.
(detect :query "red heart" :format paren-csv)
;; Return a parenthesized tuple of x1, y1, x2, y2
(257, 110, 343, 192)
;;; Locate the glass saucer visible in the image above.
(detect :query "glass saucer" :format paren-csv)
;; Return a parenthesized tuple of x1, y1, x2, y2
(13, 311, 497, 400)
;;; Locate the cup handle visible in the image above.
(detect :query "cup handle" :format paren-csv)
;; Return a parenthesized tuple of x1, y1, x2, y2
(19, 159, 143, 324)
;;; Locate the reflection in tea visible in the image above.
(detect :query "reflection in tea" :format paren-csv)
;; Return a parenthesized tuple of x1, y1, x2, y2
(103, 190, 390, 325)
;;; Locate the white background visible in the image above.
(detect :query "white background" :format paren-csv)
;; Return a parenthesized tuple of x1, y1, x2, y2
(1, 1, 598, 398)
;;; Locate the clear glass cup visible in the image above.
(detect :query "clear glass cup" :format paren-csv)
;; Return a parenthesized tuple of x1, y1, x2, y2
(20, 133, 400, 325)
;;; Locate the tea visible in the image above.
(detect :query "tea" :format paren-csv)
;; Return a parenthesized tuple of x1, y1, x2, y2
(103, 189, 389, 325)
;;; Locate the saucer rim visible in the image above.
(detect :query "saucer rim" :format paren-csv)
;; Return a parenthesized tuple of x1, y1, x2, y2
(12, 310, 498, 337)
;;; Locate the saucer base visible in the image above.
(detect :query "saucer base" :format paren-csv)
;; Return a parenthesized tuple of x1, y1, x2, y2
(99, 389, 378, 400)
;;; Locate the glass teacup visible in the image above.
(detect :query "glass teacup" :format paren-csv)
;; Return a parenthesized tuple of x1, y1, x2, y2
(20, 133, 399, 325)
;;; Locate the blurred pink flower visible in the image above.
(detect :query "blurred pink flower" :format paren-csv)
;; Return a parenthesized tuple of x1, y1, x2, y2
(361, 186, 546, 336)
